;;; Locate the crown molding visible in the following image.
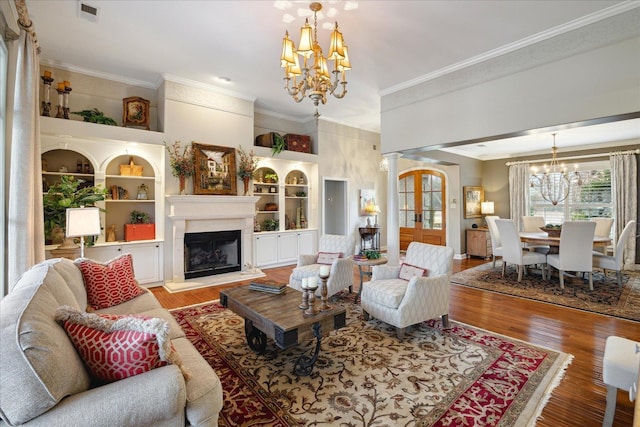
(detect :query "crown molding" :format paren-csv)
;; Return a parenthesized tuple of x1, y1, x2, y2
(381, 1, 640, 96)
(38, 58, 156, 89)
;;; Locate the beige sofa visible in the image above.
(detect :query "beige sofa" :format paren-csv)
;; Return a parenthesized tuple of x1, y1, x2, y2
(0, 258, 223, 427)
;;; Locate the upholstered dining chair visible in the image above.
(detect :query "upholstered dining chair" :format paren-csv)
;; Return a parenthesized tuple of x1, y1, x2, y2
(591, 217, 615, 254)
(361, 242, 454, 340)
(485, 216, 503, 268)
(546, 221, 597, 291)
(496, 219, 547, 281)
(593, 220, 636, 286)
(289, 234, 357, 298)
(521, 215, 550, 253)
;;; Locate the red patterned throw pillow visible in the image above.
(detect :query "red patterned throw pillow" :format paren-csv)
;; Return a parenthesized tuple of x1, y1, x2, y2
(55, 306, 189, 383)
(316, 252, 342, 265)
(75, 253, 145, 310)
(398, 263, 429, 281)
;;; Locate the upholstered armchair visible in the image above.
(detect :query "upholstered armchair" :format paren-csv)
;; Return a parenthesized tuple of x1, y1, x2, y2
(289, 234, 357, 298)
(361, 242, 454, 340)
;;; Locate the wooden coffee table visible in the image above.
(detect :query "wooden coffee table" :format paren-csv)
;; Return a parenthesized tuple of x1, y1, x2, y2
(220, 286, 346, 376)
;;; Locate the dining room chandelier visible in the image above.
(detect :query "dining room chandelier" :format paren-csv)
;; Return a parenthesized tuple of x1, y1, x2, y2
(530, 133, 582, 206)
(280, 2, 351, 118)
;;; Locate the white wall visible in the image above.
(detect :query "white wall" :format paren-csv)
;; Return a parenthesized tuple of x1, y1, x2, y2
(381, 11, 640, 152)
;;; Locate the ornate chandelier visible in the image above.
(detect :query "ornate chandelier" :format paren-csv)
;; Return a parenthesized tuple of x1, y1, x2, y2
(280, 2, 351, 117)
(530, 133, 582, 206)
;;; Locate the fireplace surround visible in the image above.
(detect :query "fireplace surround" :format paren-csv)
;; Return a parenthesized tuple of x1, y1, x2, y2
(166, 195, 262, 290)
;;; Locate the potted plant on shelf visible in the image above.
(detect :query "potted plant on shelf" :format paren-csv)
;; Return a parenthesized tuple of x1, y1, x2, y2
(43, 175, 107, 246)
(124, 210, 155, 242)
(271, 133, 286, 157)
(166, 140, 195, 194)
(237, 145, 258, 196)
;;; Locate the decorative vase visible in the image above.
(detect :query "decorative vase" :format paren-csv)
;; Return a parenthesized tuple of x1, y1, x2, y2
(179, 175, 186, 195)
(243, 177, 250, 196)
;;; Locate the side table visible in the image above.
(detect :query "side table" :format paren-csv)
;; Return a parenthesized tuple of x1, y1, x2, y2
(358, 226, 380, 251)
(349, 256, 388, 303)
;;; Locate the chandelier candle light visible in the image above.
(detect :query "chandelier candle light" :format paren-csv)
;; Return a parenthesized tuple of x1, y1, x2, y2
(280, 2, 351, 118)
(530, 133, 582, 206)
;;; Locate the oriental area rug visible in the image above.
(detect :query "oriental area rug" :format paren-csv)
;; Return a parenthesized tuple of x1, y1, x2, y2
(451, 263, 640, 322)
(171, 293, 572, 426)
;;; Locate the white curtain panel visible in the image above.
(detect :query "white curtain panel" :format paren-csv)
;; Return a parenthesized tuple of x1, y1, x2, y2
(610, 152, 637, 270)
(7, 15, 44, 292)
(509, 163, 530, 232)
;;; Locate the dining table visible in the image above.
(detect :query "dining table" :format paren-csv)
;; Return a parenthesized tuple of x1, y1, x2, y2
(519, 231, 611, 253)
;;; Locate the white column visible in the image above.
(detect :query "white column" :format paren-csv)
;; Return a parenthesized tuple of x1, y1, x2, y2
(385, 153, 402, 265)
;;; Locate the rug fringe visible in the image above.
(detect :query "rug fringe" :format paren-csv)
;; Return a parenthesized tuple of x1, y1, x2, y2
(168, 299, 220, 311)
(531, 353, 574, 425)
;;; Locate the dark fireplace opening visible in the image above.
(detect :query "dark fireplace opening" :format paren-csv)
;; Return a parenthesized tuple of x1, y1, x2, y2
(184, 230, 241, 279)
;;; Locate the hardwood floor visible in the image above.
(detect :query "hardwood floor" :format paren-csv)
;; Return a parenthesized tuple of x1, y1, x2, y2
(151, 258, 639, 426)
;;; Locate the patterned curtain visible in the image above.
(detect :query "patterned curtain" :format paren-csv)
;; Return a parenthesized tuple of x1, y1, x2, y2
(508, 163, 530, 232)
(7, 1, 44, 292)
(610, 152, 637, 270)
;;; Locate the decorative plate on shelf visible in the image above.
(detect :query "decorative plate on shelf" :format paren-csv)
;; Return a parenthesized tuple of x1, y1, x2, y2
(122, 96, 150, 130)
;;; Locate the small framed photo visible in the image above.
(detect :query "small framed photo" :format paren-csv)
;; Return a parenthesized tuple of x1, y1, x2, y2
(193, 143, 237, 195)
(122, 96, 150, 130)
(463, 186, 484, 219)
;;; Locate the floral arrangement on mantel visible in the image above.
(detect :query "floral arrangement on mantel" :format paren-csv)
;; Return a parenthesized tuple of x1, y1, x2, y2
(237, 145, 258, 195)
(165, 140, 195, 194)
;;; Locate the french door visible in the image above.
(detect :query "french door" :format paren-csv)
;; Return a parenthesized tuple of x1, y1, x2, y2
(399, 170, 446, 250)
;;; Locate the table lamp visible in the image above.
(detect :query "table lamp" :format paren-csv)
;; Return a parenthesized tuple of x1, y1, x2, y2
(66, 206, 101, 258)
(481, 201, 495, 227)
(365, 204, 380, 227)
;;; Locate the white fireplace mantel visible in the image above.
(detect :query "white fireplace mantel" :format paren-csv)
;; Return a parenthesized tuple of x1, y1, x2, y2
(166, 195, 260, 287)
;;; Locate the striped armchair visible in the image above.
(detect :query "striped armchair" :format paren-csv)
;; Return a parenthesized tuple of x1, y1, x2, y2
(289, 234, 356, 298)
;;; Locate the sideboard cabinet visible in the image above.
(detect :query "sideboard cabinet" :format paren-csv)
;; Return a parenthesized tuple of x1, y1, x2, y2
(466, 228, 492, 259)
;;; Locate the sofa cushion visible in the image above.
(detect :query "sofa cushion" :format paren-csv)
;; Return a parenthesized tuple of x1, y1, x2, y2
(363, 279, 409, 309)
(75, 254, 146, 310)
(56, 306, 190, 383)
(398, 263, 428, 281)
(0, 264, 91, 425)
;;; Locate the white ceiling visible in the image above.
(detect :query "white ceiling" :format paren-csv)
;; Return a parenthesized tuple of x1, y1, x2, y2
(26, 0, 640, 159)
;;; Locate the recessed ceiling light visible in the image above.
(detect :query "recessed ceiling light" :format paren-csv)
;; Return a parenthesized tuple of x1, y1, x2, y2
(217, 76, 231, 83)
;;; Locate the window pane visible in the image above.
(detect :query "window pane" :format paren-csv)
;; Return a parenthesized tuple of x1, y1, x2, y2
(406, 176, 414, 192)
(432, 193, 442, 210)
(433, 211, 443, 229)
(432, 175, 442, 191)
(423, 193, 431, 210)
(399, 211, 406, 227)
(422, 175, 430, 191)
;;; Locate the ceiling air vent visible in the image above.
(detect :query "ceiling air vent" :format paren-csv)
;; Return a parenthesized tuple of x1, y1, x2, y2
(78, 2, 99, 23)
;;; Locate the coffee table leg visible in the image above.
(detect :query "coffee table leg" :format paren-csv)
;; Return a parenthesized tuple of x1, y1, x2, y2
(244, 319, 267, 353)
(293, 323, 322, 376)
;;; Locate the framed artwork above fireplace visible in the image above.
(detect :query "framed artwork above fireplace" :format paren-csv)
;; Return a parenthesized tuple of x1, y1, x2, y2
(193, 143, 237, 195)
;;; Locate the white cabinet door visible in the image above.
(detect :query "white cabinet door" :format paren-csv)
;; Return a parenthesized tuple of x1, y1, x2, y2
(255, 234, 278, 266)
(277, 233, 298, 264)
(123, 242, 163, 285)
(85, 242, 163, 285)
(297, 230, 316, 256)
(85, 245, 123, 262)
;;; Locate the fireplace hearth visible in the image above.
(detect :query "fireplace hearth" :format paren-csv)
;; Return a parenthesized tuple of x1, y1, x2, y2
(184, 230, 241, 279)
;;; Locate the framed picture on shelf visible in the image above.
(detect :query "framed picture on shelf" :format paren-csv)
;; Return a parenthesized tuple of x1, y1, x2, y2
(463, 186, 484, 219)
(122, 96, 150, 130)
(193, 143, 237, 195)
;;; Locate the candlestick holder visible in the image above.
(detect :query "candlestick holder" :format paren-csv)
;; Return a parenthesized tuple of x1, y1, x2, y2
(63, 85, 72, 119)
(299, 286, 309, 310)
(40, 75, 53, 117)
(55, 88, 64, 119)
(318, 273, 331, 311)
(304, 285, 318, 316)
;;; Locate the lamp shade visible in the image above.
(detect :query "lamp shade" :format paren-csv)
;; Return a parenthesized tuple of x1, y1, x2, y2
(480, 201, 495, 215)
(66, 207, 101, 237)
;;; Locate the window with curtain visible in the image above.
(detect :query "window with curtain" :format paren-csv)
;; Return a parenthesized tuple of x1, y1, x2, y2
(529, 160, 612, 230)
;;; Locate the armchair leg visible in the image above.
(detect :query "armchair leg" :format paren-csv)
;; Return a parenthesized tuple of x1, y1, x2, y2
(517, 265, 523, 282)
(588, 271, 593, 291)
(362, 310, 370, 321)
(501, 262, 506, 277)
(396, 327, 406, 340)
(559, 270, 565, 289)
(441, 314, 450, 329)
(616, 271, 622, 287)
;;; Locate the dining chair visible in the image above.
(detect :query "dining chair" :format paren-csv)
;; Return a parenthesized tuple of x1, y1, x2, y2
(521, 216, 550, 253)
(546, 221, 597, 291)
(485, 216, 503, 268)
(592, 220, 636, 286)
(591, 217, 615, 254)
(496, 219, 547, 281)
